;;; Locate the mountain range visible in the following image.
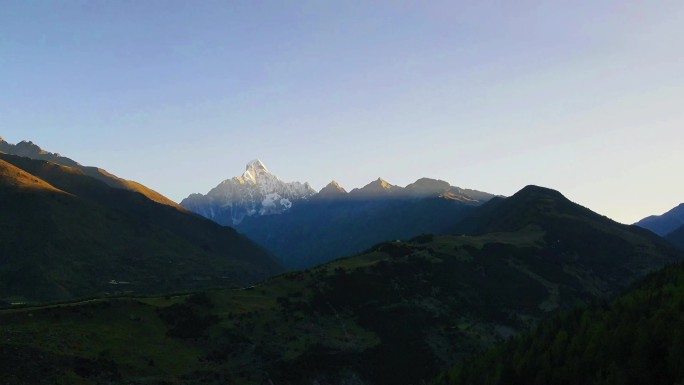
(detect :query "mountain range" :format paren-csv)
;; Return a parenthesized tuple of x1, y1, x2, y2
(181, 160, 496, 268)
(0, 184, 679, 384)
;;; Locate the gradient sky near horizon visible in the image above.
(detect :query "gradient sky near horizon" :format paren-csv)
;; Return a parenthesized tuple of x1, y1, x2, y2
(2, 1, 683, 224)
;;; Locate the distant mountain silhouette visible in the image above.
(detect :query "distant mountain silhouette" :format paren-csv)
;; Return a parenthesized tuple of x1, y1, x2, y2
(635, 203, 684, 236)
(0, 153, 282, 304)
(455, 185, 608, 234)
(452, 185, 679, 291)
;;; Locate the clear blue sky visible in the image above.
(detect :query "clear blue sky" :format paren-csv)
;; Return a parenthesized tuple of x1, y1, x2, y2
(2, 1, 683, 224)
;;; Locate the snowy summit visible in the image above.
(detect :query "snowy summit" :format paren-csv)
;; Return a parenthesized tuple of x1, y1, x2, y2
(181, 159, 315, 225)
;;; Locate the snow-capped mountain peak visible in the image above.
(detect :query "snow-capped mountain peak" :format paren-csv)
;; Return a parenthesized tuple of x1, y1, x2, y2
(181, 159, 315, 225)
(246, 158, 270, 177)
(238, 159, 272, 184)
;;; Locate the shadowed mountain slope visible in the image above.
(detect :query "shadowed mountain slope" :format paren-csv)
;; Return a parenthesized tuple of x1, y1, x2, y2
(236, 194, 482, 269)
(235, 177, 495, 269)
(453, 185, 676, 291)
(455, 185, 609, 234)
(666, 224, 684, 250)
(0, 153, 282, 304)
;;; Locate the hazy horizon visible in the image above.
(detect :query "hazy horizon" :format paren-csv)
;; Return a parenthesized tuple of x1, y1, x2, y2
(3, 1, 683, 224)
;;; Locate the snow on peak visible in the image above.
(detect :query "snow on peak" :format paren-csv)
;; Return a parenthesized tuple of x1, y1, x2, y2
(181, 159, 316, 225)
(238, 159, 272, 184)
(246, 159, 269, 174)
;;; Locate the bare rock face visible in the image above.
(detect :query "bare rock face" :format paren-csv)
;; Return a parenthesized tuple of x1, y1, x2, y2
(181, 159, 316, 225)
